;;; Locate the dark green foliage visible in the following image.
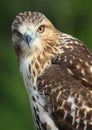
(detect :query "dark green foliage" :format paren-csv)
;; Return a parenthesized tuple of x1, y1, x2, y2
(0, 0, 92, 129)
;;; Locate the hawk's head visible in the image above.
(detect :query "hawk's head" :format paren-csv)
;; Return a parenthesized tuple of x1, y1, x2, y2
(12, 11, 59, 59)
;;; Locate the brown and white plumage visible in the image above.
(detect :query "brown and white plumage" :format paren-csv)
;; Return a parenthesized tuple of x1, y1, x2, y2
(11, 11, 92, 130)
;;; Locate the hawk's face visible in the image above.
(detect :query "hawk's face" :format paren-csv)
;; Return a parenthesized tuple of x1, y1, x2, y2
(12, 12, 58, 58)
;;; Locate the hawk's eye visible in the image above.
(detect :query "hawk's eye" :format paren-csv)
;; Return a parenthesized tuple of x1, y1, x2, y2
(13, 29, 22, 37)
(37, 25, 45, 33)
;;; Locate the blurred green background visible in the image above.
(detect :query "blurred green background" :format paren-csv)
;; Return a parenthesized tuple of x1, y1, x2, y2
(0, 0, 92, 130)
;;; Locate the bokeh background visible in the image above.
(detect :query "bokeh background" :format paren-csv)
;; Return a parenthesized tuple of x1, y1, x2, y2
(0, 0, 92, 130)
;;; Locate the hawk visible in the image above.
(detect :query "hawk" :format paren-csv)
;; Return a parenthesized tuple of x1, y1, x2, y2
(11, 11, 92, 130)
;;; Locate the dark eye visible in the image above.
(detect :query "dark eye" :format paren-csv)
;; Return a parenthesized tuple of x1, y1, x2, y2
(13, 29, 22, 37)
(37, 25, 45, 33)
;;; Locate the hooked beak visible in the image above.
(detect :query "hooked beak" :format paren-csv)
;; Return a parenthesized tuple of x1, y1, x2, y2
(22, 33, 32, 47)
